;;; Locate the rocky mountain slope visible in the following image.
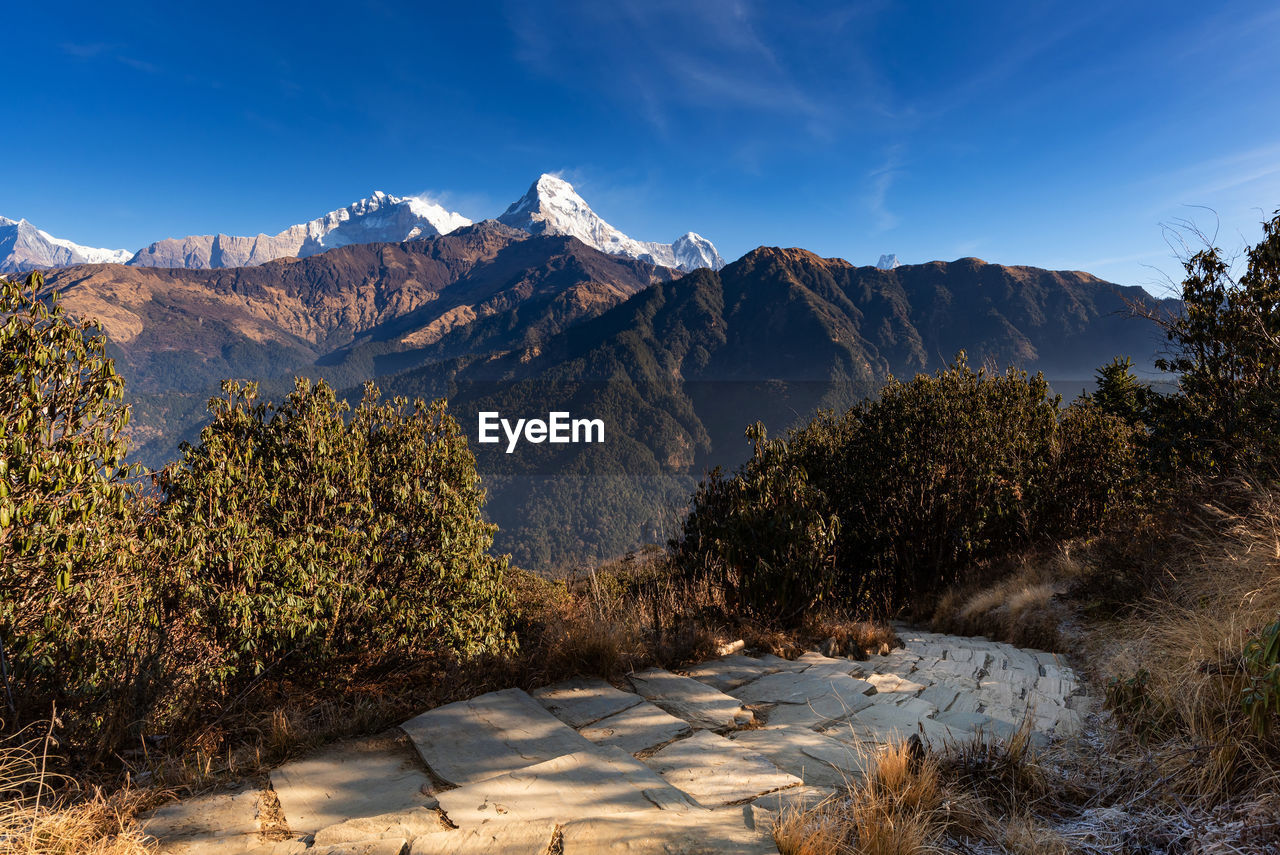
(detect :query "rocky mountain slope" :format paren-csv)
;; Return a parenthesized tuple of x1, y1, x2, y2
(42, 222, 672, 457)
(0, 216, 131, 272)
(380, 247, 1175, 564)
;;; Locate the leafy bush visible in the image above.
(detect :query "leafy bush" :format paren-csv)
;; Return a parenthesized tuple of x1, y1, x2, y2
(149, 379, 512, 705)
(1243, 616, 1280, 736)
(0, 273, 153, 749)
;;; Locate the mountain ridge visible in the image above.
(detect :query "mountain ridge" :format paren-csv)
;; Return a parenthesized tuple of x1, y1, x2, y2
(2, 175, 726, 275)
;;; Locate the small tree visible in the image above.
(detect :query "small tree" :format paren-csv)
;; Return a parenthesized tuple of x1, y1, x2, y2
(1091, 356, 1155, 429)
(1154, 211, 1280, 473)
(0, 272, 146, 746)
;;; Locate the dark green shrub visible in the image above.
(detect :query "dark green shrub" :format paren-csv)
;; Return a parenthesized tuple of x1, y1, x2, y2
(149, 378, 512, 707)
(674, 354, 1141, 617)
(1044, 400, 1141, 535)
(673, 423, 839, 625)
(825, 356, 1061, 605)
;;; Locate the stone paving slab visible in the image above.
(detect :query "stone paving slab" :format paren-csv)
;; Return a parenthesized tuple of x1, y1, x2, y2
(531, 678, 643, 728)
(644, 731, 803, 807)
(560, 805, 778, 854)
(755, 653, 807, 671)
(865, 672, 928, 699)
(408, 820, 556, 854)
(141, 789, 308, 854)
(313, 807, 446, 847)
(312, 840, 408, 855)
(751, 785, 834, 815)
(141, 789, 262, 849)
(800, 659, 871, 682)
(628, 668, 754, 730)
(683, 654, 784, 692)
(759, 691, 875, 730)
(794, 651, 854, 669)
(401, 688, 598, 787)
(143, 628, 1089, 855)
(271, 734, 438, 836)
(579, 699, 693, 756)
(731, 727, 872, 789)
(437, 747, 695, 826)
(728, 669, 874, 709)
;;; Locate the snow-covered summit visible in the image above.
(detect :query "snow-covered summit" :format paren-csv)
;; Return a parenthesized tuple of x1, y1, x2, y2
(497, 174, 724, 272)
(0, 216, 132, 273)
(877, 253, 901, 270)
(129, 192, 473, 269)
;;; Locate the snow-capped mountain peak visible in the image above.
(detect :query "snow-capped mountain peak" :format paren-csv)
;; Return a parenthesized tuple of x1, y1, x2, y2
(129, 192, 473, 269)
(497, 173, 724, 272)
(0, 216, 132, 273)
(877, 253, 901, 270)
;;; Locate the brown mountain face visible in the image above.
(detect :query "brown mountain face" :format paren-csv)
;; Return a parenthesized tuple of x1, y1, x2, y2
(42, 221, 673, 461)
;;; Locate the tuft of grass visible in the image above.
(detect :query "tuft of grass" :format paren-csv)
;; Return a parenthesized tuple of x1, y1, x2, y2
(773, 740, 947, 855)
(802, 613, 901, 660)
(1, 724, 155, 855)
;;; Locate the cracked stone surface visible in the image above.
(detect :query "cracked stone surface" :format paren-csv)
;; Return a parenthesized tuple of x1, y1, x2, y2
(731, 727, 871, 789)
(407, 820, 555, 854)
(436, 747, 694, 825)
(560, 805, 778, 854)
(642, 730, 803, 807)
(143, 627, 1087, 854)
(141, 789, 308, 854)
(312, 808, 445, 847)
(578, 699, 693, 756)
(530, 677, 643, 728)
(683, 654, 784, 692)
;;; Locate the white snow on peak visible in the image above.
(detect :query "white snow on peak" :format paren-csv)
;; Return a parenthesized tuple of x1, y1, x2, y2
(128, 191, 475, 268)
(0, 215, 131, 273)
(877, 253, 901, 270)
(295, 191, 472, 254)
(497, 174, 724, 272)
(405, 195, 472, 235)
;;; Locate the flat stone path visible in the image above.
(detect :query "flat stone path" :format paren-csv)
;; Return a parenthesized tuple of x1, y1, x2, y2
(142, 626, 1086, 854)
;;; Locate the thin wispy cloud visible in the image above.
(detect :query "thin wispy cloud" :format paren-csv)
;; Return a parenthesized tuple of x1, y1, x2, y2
(61, 41, 160, 74)
(504, 0, 846, 135)
(866, 147, 904, 232)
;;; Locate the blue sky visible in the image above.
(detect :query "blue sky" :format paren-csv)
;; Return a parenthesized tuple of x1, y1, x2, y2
(6, 0, 1280, 293)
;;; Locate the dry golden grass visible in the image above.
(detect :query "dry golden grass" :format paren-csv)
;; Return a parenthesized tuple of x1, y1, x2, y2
(1095, 483, 1280, 800)
(802, 613, 901, 660)
(1, 724, 155, 855)
(931, 549, 1090, 651)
